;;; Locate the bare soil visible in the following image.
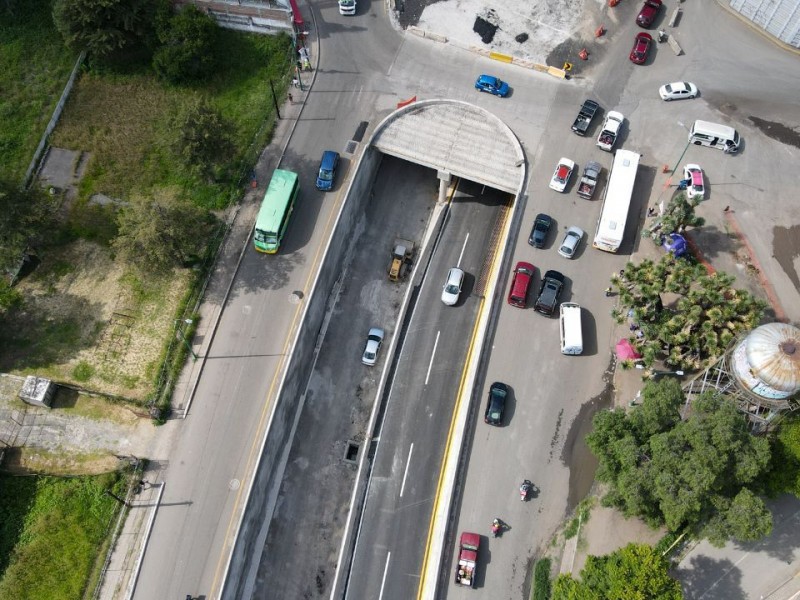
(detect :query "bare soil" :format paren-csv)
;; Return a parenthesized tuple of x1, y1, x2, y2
(0, 239, 190, 401)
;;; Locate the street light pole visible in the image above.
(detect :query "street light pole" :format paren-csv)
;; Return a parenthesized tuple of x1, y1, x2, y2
(176, 319, 198, 361)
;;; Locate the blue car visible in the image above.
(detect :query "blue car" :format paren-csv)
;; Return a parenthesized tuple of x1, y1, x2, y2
(316, 150, 340, 191)
(474, 74, 510, 97)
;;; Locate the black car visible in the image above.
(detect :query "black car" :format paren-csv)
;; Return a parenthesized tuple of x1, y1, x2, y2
(528, 213, 552, 248)
(534, 270, 565, 316)
(484, 382, 508, 426)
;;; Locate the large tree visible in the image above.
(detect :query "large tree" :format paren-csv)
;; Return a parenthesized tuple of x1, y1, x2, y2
(152, 5, 218, 84)
(52, 0, 163, 59)
(112, 190, 213, 273)
(643, 192, 705, 245)
(611, 254, 765, 370)
(587, 382, 773, 546)
(171, 100, 235, 179)
(0, 179, 55, 272)
(552, 543, 683, 600)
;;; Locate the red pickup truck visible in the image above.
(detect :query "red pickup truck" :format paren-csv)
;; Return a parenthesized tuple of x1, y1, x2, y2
(454, 531, 480, 587)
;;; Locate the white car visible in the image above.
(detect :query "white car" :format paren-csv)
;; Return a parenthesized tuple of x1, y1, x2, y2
(441, 267, 465, 306)
(338, 0, 356, 15)
(558, 226, 585, 259)
(361, 327, 384, 366)
(683, 164, 705, 199)
(549, 158, 575, 192)
(659, 81, 698, 101)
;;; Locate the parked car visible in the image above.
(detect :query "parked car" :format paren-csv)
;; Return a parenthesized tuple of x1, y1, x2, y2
(474, 74, 509, 97)
(659, 81, 698, 101)
(549, 158, 575, 192)
(528, 213, 552, 248)
(484, 381, 508, 426)
(361, 327, 384, 366)
(629, 32, 652, 64)
(636, 0, 662, 27)
(534, 270, 565, 316)
(441, 267, 465, 306)
(316, 150, 340, 191)
(507, 261, 535, 308)
(683, 164, 705, 199)
(558, 226, 585, 259)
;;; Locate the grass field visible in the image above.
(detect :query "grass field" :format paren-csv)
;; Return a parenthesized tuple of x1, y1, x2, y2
(0, 1, 79, 182)
(0, 472, 126, 600)
(53, 29, 294, 209)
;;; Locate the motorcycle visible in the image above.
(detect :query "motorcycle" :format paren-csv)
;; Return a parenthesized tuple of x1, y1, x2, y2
(519, 479, 533, 501)
(491, 518, 502, 537)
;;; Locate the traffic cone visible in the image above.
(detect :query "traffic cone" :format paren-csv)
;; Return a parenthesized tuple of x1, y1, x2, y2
(609, 0, 619, 6)
(595, 25, 605, 37)
(579, 48, 589, 60)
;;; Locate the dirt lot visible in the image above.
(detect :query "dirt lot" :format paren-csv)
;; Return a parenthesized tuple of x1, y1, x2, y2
(0, 239, 190, 401)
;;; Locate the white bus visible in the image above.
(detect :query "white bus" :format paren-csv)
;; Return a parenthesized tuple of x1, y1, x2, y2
(593, 149, 640, 253)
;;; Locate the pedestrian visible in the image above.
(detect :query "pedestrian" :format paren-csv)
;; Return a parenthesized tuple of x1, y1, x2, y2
(292, 77, 300, 88)
(288, 92, 294, 103)
(647, 206, 656, 217)
(723, 205, 731, 212)
(604, 287, 614, 297)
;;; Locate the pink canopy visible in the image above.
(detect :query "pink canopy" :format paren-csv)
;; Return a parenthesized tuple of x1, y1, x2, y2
(616, 338, 642, 360)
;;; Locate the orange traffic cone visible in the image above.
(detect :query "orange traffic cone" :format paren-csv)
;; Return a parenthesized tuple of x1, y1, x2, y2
(595, 25, 605, 37)
(609, 0, 619, 6)
(579, 48, 589, 60)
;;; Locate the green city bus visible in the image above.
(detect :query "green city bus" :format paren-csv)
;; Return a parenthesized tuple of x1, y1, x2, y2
(253, 169, 300, 253)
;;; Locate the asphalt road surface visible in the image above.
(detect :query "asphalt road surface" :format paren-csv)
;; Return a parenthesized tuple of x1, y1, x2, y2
(344, 181, 510, 600)
(132, 0, 800, 598)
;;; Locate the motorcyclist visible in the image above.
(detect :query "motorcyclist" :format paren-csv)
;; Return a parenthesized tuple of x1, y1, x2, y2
(491, 518, 502, 537)
(520, 479, 532, 500)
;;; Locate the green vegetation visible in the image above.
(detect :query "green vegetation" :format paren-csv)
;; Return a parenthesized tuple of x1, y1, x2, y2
(587, 379, 773, 547)
(0, 2, 79, 182)
(52, 28, 293, 209)
(552, 543, 683, 599)
(763, 415, 800, 497)
(0, 472, 126, 599)
(532, 558, 552, 600)
(610, 254, 766, 371)
(564, 498, 592, 540)
(642, 192, 705, 244)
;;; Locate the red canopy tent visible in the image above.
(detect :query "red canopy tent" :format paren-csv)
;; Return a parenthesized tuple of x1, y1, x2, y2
(615, 338, 642, 360)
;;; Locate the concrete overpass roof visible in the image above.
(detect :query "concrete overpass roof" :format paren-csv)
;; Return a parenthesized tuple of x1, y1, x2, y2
(370, 99, 525, 195)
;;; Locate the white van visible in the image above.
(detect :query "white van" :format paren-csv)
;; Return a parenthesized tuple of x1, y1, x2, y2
(559, 302, 583, 355)
(688, 120, 740, 153)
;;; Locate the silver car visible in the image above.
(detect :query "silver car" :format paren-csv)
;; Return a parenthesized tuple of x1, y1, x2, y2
(361, 327, 385, 366)
(558, 226, 585, 259)
(441, 267, 465, 306)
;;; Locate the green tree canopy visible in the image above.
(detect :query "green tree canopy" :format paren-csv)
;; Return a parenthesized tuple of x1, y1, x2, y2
(112, 189, 213, 273)
(587, 384, 773, 546)
(0, 179, 55, 272)
(553, 543, 683, 600)
(611, 255, 766, 370)
(153, 5, 218, 83)
(171, 100, 235, 179)
(643, 193, 705, 244)
(52, 0, 163, 59)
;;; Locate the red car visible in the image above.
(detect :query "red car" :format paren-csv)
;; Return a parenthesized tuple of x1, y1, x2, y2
(507, 261, 535, 308)
(636, 0, 662, 28)
(629, 32, 652, 64)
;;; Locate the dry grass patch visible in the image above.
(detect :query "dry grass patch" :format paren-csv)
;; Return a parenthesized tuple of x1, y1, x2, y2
(0, 239, 190, 400)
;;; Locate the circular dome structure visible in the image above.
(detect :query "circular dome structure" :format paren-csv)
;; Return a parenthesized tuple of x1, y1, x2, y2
(731, 323, 800, 400)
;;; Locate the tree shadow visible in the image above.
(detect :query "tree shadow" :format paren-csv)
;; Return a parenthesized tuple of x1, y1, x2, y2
(673, 555, 746, 600)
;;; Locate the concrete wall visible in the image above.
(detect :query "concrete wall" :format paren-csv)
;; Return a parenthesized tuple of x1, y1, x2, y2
(221, 145, 384, 599)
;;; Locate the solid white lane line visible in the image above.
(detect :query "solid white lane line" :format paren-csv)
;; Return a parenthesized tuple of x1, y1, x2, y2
(378, 552, 391, 600)
(400, 443, 414, 498)
(457, 233, 469, 268)
(425, 331, 441, 386)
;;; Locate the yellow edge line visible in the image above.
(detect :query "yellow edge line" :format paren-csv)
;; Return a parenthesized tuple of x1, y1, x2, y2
(416, 190, 509, 598)
(209, 184, 346, 595)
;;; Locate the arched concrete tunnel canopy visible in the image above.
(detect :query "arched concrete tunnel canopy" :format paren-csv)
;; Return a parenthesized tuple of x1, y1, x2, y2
(370, 99, 526, 195)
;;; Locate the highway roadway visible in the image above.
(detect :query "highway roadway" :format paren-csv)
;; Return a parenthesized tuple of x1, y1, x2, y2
(132, 0, 800, 598)
(343, 181, 509, 600)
